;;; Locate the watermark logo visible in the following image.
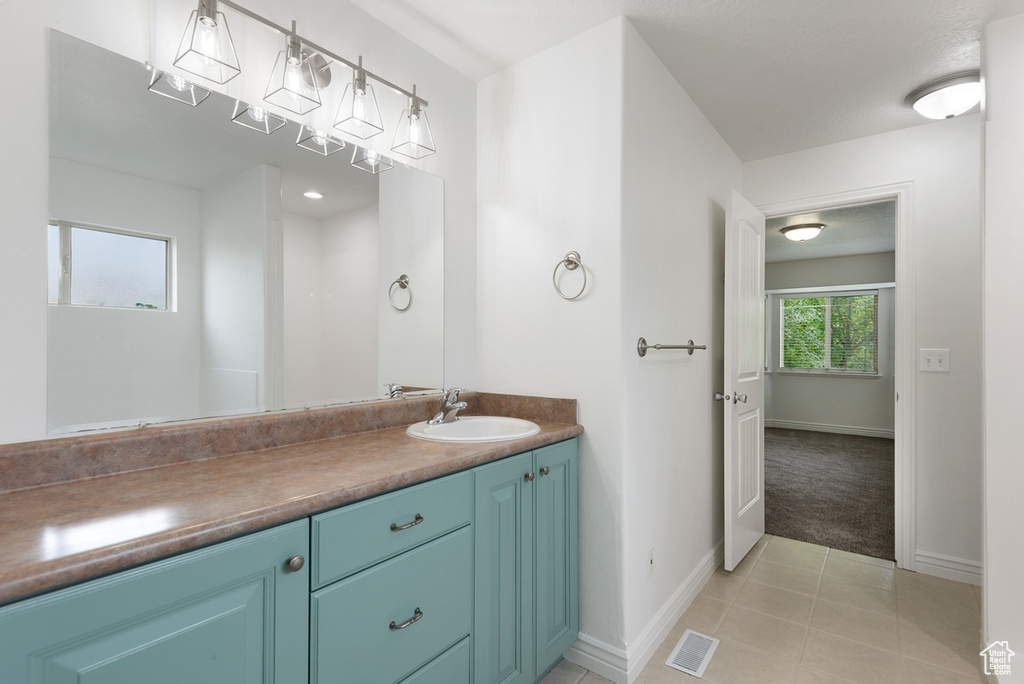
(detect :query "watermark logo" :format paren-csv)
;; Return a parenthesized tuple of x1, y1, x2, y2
(981, 641, 1015, 677)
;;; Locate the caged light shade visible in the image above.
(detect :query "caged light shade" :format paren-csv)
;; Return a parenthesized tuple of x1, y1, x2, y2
(351, 146, 394, 174)
(148, 69, 211, 106)
(334, 57, 384, 140)
(296, 125, 345, 156)
(391, 88, 435, 159)
(173, 0, 240, 85)
(265, 34, 321, 115)
(231, 100, 286, 134)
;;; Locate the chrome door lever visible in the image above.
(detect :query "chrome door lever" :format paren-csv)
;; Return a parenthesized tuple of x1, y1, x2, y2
(714, 392, 729, 401)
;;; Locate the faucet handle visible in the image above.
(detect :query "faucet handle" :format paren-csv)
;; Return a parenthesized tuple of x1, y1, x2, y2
(443, 388, 464, 403)
(383, 382, 404, 399)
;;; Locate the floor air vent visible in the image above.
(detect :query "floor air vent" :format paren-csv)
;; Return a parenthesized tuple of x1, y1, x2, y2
(664, 629, 719, 678)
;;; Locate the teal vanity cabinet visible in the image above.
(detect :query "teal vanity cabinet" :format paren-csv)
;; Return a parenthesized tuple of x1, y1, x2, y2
(474, 439, 579, 684)
(310, 470, 475, 684)
(0, 519, 309, 684)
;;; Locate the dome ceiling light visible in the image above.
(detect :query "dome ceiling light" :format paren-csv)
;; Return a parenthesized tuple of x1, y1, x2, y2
(905, 71, 982, 120)
(781, 223, 825, 242)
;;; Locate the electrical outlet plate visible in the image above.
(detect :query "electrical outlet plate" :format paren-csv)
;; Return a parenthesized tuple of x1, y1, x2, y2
(919, 348, 950, 373)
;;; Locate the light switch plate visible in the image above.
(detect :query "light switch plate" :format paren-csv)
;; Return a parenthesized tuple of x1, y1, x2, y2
(919, 348, 950, 372)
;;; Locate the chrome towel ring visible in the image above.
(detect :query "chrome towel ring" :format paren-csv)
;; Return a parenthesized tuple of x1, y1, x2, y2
(553, 251, 587, 300)
(389, 274, 412, 311)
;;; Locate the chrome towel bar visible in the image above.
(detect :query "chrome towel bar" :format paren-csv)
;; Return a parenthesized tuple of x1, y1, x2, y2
(637, 337, 707, 357)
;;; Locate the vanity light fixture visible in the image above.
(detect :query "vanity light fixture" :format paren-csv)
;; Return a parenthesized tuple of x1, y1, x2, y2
(147, 67, 211, 106)
(160, 0, 436, 152)
(303, 190, 324, 199)
(781, 223, 825, 242)
(351, 146, 394, 174)
(391, 86, 435, 159)
(173, 0, 240, 85)
(231, 100, 286, 133)
(264, 26, 321, 115)
(335, 56, 384, 140)
(296, 125, 345, 156)
(905, 71, 981, 120)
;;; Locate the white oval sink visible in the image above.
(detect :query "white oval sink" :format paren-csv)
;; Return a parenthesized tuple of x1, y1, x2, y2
(406, 416, 540, 443)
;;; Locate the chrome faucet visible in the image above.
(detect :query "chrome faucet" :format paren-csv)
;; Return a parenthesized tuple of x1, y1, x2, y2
(428, 388, 467, 425)
(383, 382, 404, 399)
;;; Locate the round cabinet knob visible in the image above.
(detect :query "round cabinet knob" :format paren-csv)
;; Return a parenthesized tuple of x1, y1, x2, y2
(524, 471, 535, 482)
(540, 466, 550, 476)
(286, 555, 305, 573)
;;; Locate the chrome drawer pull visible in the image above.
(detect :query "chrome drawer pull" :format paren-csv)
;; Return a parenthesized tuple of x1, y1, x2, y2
(389, 607, 423, 630)
(390, 514, 424, 531)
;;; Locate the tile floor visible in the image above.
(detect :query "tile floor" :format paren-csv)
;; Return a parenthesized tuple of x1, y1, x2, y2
(540, 534, 989, 684)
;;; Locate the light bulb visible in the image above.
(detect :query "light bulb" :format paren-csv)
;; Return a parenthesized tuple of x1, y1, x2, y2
(195, 20, 220, 66)
(312, 130, 328, 147)
(246, 106, 267, 123)
(284, 61, 303, 99)
(366, 150, 379, 168)
(408, 114, 421, 145)
(167, 74, 190, 92)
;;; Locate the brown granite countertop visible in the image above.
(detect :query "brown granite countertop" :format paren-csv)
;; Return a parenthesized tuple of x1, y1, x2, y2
(0, 393, 582, 606)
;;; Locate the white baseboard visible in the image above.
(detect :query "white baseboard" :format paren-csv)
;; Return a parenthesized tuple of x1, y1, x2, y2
(564, 540, 725, 684)
(563, 634, 628, 684)
(765, 419, 894, 440)
(915, 550, 983, 586)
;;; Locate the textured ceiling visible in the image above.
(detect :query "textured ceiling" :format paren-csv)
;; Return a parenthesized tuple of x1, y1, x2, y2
(350, 0, 1024, 160)
(765, 201, 896, 264)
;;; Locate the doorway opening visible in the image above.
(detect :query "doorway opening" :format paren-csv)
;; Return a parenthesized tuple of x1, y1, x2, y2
(757, 183, 915, 568)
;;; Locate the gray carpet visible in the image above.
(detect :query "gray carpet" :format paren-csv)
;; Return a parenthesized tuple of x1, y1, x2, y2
(764, 428, 895, 561)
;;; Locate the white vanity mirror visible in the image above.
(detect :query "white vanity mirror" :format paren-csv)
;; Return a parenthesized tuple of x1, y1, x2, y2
(47, 30, 444, 434)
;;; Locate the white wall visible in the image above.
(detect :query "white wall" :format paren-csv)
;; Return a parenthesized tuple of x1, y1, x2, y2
(322, 205, 379, 401)
(0, 0, 476, 444)
(200, 164, 281, 416)
(47, 159, 202, 431)
(765, 253, 895, 437)
(982, 12, 1024, 670)
(478, 17, 743, 681)
(619, 19, 743, 674)
(283, 205, 380, 407)
(378, 166, 444, 391)
(478, 16, 627, 665)
(283, 211, 324, 407)
(745, 116, 984, 575)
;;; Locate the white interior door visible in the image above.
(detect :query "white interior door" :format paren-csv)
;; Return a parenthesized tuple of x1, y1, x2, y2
(722, 190, 766, 571)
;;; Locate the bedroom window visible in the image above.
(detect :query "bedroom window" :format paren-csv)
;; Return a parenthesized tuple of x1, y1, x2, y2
(48, 222, 169, 310)
(780, 292, 878, 373)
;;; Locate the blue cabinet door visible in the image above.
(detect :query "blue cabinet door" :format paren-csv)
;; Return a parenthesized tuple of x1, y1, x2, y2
(534, 440, 579, 676)
(0, 520, 309, 684)
(474, 451, 534, 684)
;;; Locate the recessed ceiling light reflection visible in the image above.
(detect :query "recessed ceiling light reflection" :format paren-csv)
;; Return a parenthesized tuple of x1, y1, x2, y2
(303, 191, 324, 199)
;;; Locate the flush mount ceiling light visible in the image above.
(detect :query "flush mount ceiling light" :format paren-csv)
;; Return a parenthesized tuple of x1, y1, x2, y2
(906, 71, 982, 120)
(351, 146, 394, 174)
(781, 223, 825, 242)
(230, 100, 286, 133)
(391, 86, 435, 159)
(173, 0, 240, 84)
(147, 67, 211, 106)
(335, 56, 384, 140)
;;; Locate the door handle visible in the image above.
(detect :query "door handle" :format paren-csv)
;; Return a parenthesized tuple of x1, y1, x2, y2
(733, 392, 748, 404)
(714, 392, 728, 402)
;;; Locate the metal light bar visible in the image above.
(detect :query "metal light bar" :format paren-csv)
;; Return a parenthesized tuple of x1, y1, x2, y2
(216, 0, 428, 106)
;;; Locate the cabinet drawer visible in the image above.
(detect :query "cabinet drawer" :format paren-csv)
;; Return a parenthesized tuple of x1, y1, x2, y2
(398, 636, 470, 684)
(311, 527, 472, 684)
(311, 470, 472, 588)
